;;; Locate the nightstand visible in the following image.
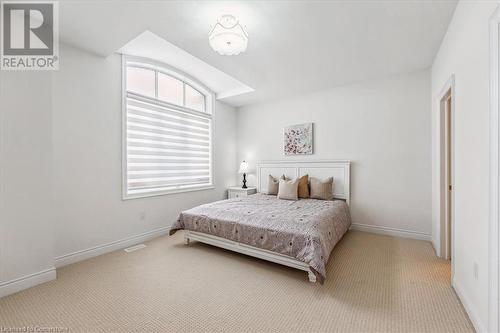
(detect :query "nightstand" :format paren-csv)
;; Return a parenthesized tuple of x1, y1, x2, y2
(228, 186, 257, 199)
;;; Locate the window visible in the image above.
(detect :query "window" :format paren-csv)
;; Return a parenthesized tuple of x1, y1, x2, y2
(185, 84, 205, 112)
(123, 57, 213, 199)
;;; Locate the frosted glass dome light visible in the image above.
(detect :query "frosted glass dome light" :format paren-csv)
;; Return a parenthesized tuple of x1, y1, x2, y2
(209, 15, 248, 56)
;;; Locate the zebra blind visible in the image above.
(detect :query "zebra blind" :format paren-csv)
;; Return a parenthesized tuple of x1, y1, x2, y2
(124, 60, 213, 198)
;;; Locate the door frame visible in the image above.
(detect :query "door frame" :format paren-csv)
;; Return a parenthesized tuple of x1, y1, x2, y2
(445, 93, 453, 260)
(437, 75, 455, 280)
(489, 5, 500, 332)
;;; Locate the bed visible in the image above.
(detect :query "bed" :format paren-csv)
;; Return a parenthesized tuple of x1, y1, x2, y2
(170, 160, 351, 283)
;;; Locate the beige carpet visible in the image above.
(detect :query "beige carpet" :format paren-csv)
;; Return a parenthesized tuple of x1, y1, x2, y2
(0, 230, 473, 332)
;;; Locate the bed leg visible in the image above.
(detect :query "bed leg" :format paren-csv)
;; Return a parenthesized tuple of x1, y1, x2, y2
(308, 270, 317, 283)
(184, 234, 190, 245)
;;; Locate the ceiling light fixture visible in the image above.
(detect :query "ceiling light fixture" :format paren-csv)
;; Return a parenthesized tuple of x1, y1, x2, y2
(209, 14, 248, 56)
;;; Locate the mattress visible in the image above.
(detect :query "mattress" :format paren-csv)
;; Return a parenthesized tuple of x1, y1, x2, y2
(170, 193, 351, 283)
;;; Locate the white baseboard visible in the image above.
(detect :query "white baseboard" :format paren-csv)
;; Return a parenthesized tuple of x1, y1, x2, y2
(350, 223, 431, 241)
(431, 238, 441, 257)
(55, 226, 170, 268)
(453, 279, 486, 332)
(0, 267, 56, 298)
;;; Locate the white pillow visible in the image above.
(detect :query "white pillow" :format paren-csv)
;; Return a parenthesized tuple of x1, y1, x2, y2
(277, 178, 299, 201)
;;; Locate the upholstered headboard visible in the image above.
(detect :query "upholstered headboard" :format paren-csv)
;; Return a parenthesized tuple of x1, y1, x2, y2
(256, 160, 351, 205)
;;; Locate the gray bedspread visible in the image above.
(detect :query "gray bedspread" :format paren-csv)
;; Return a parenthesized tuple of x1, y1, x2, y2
(170, 193, 351, 283)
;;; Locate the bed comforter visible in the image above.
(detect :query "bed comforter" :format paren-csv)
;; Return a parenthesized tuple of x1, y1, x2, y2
(170, 193, 351, 283)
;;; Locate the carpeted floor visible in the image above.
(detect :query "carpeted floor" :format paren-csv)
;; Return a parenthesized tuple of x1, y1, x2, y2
(0, 230, 473, 332)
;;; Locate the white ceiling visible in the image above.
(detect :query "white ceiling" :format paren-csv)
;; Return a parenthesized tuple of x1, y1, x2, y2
(59, 0, 457, 107)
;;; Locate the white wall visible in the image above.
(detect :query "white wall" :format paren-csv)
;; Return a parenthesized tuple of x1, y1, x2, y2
(431, 1, 498, 331)
(0, 71, 56, 296)
(51, 45, 237, 262)
(237, 70, 432, 238)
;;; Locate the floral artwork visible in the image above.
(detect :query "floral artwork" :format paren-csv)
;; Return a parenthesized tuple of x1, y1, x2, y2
(284, 123, 313, 155)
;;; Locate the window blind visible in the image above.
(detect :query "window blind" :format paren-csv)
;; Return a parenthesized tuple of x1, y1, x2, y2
(125, 92, 212, 195)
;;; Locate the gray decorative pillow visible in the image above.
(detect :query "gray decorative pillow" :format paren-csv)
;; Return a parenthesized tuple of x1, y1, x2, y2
(267, 175, 289, 195)
(277, 178, 299, 201)
(267, 175, 280, 195)
(310, 177, 334, 200)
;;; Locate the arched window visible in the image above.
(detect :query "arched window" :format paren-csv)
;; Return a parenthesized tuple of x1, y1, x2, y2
(122, 56, 213, 199)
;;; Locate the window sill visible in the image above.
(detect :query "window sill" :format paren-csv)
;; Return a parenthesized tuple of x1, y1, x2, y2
(122, 185, 215, 200)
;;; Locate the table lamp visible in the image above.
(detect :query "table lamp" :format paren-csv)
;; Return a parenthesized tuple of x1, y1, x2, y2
(238, 161, 249, 189)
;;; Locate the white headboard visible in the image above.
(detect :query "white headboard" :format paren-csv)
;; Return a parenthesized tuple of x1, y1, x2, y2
(256, 160, 351, 205)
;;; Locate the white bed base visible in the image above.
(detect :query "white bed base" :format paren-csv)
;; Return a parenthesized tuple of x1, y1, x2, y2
(184, 231, 317, 282)
(184, 160, 351, 283)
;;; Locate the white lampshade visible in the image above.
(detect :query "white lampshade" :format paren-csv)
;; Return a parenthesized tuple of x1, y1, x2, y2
(238, 160, 249, 174)
(209, 15, 248, 56)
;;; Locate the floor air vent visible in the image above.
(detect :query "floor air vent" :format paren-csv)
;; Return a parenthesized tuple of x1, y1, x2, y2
(124, 244, 146, 253)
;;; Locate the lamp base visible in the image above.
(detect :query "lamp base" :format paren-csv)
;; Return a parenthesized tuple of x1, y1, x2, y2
(242, 173, 247, 189)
